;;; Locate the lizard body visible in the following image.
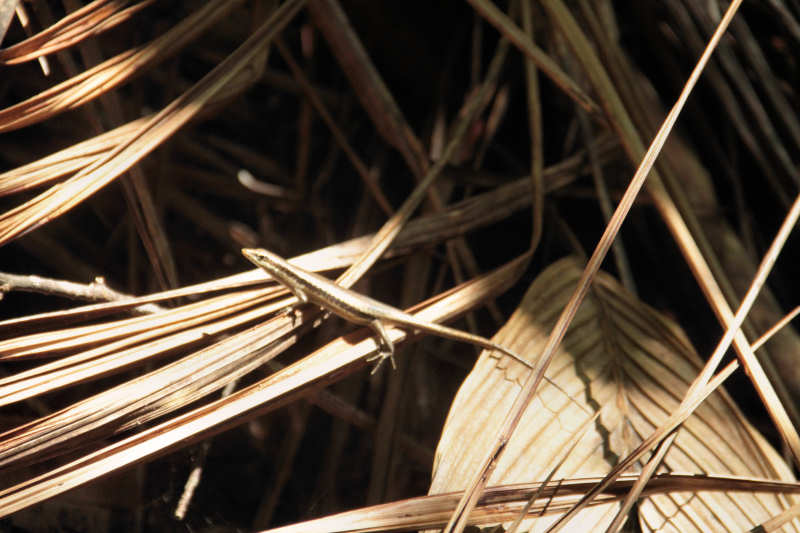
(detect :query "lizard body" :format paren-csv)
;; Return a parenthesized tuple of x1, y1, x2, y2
(241, 248, 533, 371)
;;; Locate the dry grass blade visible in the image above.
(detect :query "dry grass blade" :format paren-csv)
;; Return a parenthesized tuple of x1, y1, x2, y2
(258, 475, 800, 533)
(728, 16, 800, 156)
(759, 502, 800, 532)
(0, 0, 243, 132)
(0, 116, 147, 196)
(274, 37, 393, 216)
(605, 431, 677, 533)
(0, 309, 299, 470)
(0, 0, 155, 65)
(0, 290, 288, 408)
(0, 0, 303, 246)
(0, 287, 278, 361)
(519, 0, 544, 256)
(678, 2, 800, 188)
(430, 258, 798, 532)
(753, 307, 800, 353)
(691, 192, 800, 464)
(466, 0, 599, 116)
(306, 0, 428, 177)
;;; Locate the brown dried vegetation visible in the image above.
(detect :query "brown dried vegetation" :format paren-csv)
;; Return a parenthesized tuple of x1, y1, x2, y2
(1, 1, 800, 531)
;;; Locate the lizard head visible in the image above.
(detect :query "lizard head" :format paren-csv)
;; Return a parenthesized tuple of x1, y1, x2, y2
(242, 247, 290, 279)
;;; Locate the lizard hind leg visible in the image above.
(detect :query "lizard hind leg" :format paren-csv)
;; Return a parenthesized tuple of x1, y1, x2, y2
(365, 319, 397, 373)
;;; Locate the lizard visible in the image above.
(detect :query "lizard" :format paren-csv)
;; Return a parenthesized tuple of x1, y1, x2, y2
(241, 247, 535, 373)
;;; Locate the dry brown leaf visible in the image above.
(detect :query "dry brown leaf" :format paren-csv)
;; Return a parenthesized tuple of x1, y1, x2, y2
(429, 257, 799, 532)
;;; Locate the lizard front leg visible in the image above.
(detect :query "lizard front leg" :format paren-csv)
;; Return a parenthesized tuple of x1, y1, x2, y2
(365, 319, 397, 373)
(279, 286, 310, 325)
